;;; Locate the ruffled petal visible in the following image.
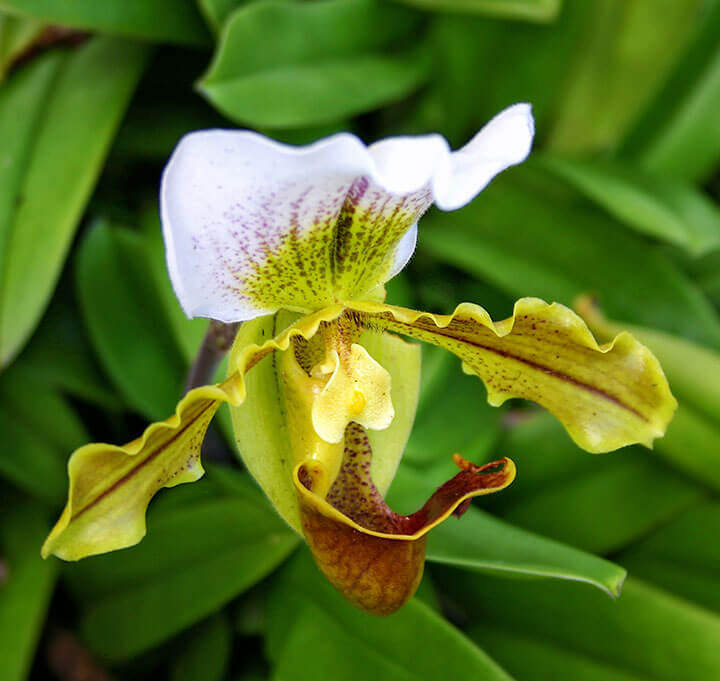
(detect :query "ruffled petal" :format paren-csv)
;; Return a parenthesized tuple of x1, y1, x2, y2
(41, 381, 236, 560)
(160, 104, 534, 322)
(346, 298, 677, 453)
(42, 306, 346, 561)
(294, 422, 515, 615)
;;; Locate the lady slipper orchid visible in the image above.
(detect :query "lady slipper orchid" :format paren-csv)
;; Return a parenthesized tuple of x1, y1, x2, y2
(42, 104, 676, 615)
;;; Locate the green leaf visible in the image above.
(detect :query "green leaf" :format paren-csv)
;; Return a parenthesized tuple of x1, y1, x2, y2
(0, 37, 148, 367)
(15, 291, 123, 409)
(0, 0, 209, 45)
(480, 412, 600, 508)
(201, 51, 429, 129)
(0, 363, 87, 504)
(444, 571, 720, 681)
(0, 364, 88, 452)
(419, 168, 720, 350)
(392, 0, 560, 21)
(619, 501, 720, 614)
(501, 454, 704, 555)
(654, 404, 720, 493)
(483, 414, 704, 554)
(402, 353, 501, 468)
(75, 221, 187, 421)
(415, 6, 589, 145)
(72, 209, 238, 446)
(0, 11, 45, 80)
(388, 463, 626, 596)
(275, 604, 423, 681)
(111, 97, 226, 162)
(689, 250, 720, 306)
(0, 404, 66, 503)
(198, 0, 429, 128)
(196, 0, 243, 32)
(0, 50, 64, 358)
(0, 493, 57, 681)
(575, 300, 720, 491)
(469, 626, 649, 681)
(171, 613, 233, 681)
(63, 470, 299, 662)
(545, 0, 704, 153)
(620, 1, 720, 182)
(415, 344, 456, 412)
(539, 155, 720, 255)
(266, 550, 515, 681)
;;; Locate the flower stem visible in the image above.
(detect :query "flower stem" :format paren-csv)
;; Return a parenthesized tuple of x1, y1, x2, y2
(185, 320, 241, 466)
(184, 320, 240, 392)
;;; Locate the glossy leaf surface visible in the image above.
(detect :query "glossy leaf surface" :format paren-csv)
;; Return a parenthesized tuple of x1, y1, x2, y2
(0, 0, 209, 45)
(63, 470, 298, 662)
(484, 413, 704, 554)
(393, 0, 559, 21)
(198, 0, 428, 127)
(0, 495, 57, 681)
(75, 221, 186, 420)
(447, 572, 720, 681)
(0, 38, 147, 366)
(266, 550, 514, 681)
(540, 155, 720, 255)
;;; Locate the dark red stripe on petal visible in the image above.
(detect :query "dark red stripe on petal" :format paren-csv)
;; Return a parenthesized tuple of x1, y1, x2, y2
(377, 314, 648, 422)
(71, 400, 217, 521)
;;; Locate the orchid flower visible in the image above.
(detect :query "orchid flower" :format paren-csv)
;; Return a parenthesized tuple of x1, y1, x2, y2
(42, 104, 676, 615)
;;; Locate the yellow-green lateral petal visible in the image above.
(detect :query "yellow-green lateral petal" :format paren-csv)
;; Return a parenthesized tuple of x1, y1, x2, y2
(43, 307, 348, 561)
(41, 381, 234, 560)
(347, 298, 677, 453)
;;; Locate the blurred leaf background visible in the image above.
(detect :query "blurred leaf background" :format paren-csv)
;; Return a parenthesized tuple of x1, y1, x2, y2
(1, 0, 720, 679)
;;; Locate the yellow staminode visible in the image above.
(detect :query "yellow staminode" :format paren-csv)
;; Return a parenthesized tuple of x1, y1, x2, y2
(311, 343, 394, 444)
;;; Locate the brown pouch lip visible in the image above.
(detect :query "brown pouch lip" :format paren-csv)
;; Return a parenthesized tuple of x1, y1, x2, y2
(295, 455, 517, 542)
(295, 423, 516, 615)
(300, 502, 427, 616)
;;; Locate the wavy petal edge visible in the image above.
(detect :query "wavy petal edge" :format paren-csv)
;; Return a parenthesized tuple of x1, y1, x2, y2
(346, 297, 678, 452)
(42, 306, 348, 560)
